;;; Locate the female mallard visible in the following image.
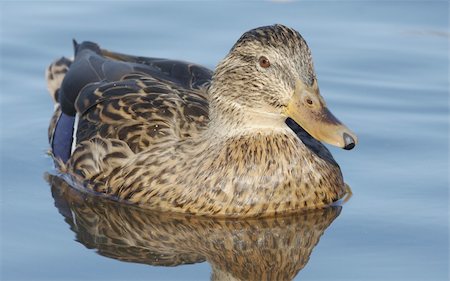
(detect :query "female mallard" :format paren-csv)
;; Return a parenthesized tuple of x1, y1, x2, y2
(46, 24, 357, 217)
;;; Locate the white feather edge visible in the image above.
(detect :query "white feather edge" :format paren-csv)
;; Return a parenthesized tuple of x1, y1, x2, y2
(71, 114, 79, 154)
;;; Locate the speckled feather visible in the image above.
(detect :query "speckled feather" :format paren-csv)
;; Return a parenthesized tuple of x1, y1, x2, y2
(49, 173, 341, 280)
(46, 24, 346, 217)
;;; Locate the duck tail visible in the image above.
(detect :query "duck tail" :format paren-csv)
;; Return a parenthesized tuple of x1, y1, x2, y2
(72, 39, 79, 56)
(46, 39, 104, 165)
(46, 41, 77, 166)
(45, 56, 73, 104)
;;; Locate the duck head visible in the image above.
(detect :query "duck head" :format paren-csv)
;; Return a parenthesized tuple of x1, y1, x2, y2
(211, 24, 357, 150)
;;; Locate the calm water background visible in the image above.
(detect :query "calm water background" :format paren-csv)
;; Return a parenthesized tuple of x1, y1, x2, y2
(0, 1, 448, 280)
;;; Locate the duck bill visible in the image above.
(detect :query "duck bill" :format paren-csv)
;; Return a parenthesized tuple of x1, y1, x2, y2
(284, 79, 358, 150)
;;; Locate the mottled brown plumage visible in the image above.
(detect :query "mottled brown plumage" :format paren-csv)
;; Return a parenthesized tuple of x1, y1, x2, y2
(46, 24, 357, 217)
(48, 174, 341, 281)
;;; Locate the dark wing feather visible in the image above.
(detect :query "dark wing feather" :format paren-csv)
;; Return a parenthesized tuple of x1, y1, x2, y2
(100, 48, 213, 89)
(57, 41, 212, 153)
(75, 74, 210, 153)
(60, 41, 213, 115)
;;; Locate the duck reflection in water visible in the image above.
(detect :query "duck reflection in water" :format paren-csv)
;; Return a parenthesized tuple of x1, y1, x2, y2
(48, 174, 343, 281)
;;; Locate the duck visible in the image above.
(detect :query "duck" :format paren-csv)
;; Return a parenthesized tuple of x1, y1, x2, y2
(45, 24, 357, 217)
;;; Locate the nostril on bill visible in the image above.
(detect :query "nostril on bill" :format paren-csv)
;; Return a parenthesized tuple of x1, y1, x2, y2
(343, 132, 356, 150)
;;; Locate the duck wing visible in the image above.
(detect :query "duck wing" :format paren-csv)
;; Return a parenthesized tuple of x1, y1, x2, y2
(100, 47, 212, 90)
(75, 74, 209, 153)
(59, 41, 211, 153)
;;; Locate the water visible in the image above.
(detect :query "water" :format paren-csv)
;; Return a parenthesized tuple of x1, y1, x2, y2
(1, 1, 448, 280)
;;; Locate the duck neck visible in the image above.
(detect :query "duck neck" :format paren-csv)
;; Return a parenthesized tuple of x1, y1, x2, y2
(207, 87, 287, 136)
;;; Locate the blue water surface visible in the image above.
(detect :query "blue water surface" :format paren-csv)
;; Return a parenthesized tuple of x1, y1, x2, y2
(0, 1, 448, 281)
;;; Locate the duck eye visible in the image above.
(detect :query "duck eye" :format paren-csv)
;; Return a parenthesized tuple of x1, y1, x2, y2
(258, 56, 271, 68)
(306, 99, 313, 105)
